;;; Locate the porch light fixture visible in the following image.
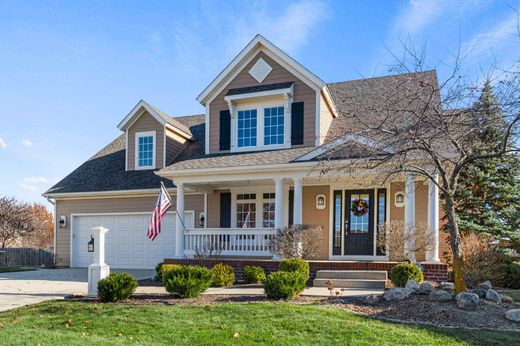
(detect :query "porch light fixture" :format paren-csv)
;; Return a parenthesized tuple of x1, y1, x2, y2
(394, 192, 405, 207)
(59, 215, 67, 228)
(199, 212, 205, 227)
(316, 194, 326, 210)
(87, 235, 95, 253)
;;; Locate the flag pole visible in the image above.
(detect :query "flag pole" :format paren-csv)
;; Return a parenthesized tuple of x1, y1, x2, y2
(161, 181, 186, 230)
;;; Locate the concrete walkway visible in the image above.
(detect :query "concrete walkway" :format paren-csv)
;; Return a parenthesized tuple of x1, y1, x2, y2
(0, 268, 154, 312)
(136, 285, 384, 297)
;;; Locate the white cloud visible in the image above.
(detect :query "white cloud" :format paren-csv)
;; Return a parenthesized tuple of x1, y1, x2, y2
(21, 139, 32, 147)
(462, 12, 520, 59)
(20, 176, 51, 191)
(0, 137, 6, 149)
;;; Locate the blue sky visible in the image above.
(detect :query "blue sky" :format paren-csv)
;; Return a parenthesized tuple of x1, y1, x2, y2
(0, 0, 519, 206)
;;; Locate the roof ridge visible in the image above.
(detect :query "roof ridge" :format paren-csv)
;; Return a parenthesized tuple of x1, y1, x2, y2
(327, 69, 437, 86)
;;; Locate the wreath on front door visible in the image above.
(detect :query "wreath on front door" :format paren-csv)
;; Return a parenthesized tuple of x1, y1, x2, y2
(351, 199, 368, 217)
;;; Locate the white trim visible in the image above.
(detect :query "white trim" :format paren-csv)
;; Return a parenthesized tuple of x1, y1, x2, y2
(43, 188, 204, 200)
(69, 211, 195, 268)
(163, 130, 166, 168)
(205, 102, 210, 155)
(197, 34, 326, 105)
(125, 129, 129, 171)
(315, 91, 321, 146)
(224, 86, 293, 103)
(134, 131, 156, 170)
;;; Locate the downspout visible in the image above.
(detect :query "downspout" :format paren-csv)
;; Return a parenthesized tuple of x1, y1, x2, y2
(45, 197, 57, 265)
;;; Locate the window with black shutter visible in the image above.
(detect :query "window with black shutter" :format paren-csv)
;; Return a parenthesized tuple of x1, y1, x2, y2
(219, 192, 231, 228)
(219, 110, 231, 151)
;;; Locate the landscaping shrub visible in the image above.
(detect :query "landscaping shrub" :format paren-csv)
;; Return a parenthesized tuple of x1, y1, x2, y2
(505, 262, 520, 289)
(211, 263, 235, 287)
(158, 264, 183, 282)
(155, 262, 165, 281)
(279, 258, 310, 281)
(163, 265, 213, 298)
(97, 272, 138, 303)
(242, 266, 266, 284)
(390, 263, 423, 287)
(264, 271, 306, 300)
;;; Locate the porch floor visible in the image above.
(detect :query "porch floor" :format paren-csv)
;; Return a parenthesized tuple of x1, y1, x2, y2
(135, 286, 384, 297)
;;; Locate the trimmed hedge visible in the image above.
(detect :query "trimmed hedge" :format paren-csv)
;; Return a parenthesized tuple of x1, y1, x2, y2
(390, 263, 423, 287)
(211, 263, 235, 287)
(97, 272, 137, 303)
(279, 258, 309, 281)
(163, 265, 213, 298)
(242, 266, 266, 284)
(264, 271, 306, 300)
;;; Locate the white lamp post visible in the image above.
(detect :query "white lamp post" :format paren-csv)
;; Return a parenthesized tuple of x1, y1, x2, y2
(87, 226, 110, 296)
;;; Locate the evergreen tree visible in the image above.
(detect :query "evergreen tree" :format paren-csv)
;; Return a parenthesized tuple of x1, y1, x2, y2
(452, 81, 520, 246)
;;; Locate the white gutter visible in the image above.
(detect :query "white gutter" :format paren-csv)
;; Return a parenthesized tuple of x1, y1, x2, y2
(44, 196, 57, 265)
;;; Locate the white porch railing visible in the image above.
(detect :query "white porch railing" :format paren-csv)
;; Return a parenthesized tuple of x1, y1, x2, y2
(184, 228, 277, 257)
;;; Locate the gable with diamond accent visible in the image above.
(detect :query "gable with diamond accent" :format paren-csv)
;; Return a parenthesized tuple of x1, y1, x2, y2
(248, 58, 273, 83)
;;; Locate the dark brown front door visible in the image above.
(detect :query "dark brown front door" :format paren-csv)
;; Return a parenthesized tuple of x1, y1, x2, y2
(344, 190, 374, 256)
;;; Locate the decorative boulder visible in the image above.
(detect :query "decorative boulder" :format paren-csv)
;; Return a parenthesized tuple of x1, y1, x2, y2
(485, 289, 502, 304)
(456, 292, 480, 311)
(418, 282, 434, 295)
(405, 279, 420, 293)
(383, 288, 412, 302)
(438, 282, 454, 291)
(469, 288, 487, 298)
(477, 280, 492, 290)
(501, 294, 514, 304)
(364, 294, 381, 305)
(429, 289, 453, 302)
(505, 309, 520, 322)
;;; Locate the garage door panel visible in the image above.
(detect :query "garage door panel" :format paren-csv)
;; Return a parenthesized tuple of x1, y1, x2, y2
(73, 212, 193, 269)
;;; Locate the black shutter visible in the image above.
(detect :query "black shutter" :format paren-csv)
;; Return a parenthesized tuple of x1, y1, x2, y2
(219, 110, 231, 151)
(291, 102, 304, 145)
(219, 192, 231, 228)
(288, 190, 294, 226)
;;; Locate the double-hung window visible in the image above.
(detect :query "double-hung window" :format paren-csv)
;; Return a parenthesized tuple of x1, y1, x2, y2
(237, 109, 257, 148)
(262, 193, 276, 228)
(264, 106, 284, 145)
(136, 131, 155, 169)
(235, 105, 285, 150)
(236, 193, 256, 228)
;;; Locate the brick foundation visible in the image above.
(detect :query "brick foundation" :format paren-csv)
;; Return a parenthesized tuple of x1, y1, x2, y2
(164, 258, 449, 282)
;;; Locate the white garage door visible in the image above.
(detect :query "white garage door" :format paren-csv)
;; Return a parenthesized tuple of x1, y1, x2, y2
(72, 212, 194, 269)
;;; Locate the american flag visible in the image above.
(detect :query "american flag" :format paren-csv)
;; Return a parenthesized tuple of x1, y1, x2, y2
(147, 183, 172, 241)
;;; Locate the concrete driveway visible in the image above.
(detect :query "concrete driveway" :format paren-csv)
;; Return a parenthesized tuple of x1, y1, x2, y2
(0, 268, 154, 312)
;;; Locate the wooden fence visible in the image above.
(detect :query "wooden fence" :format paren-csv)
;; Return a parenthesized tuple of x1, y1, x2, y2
(0, 248, 54, 267)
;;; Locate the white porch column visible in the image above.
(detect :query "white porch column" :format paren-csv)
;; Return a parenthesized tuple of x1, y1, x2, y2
(175, 183, 185, 258)
(293, 178, 303, 225)
(426, 176, 441, 262)
(274, 178, 285, 229)
(404, 175, 416, 262)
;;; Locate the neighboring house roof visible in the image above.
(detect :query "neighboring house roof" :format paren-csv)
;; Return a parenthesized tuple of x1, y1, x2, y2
(226, 82, 294, 96)
(44, 114, 204, 195)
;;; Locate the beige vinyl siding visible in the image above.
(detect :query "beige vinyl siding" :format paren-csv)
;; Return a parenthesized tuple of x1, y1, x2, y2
(319, 91, 334, 144)
(165, 128, 188, 165)
(302, 185, 330, 260)
(206, 191, 222, 228)
(208, 51, 317, 153)
(127, 111, 165, 170)
(55, 194, 204, 266)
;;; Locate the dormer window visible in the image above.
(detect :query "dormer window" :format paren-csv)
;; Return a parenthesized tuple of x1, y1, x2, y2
(237, 109, 258, 148)
(264, 106, 284, 145)
(135, 131, 156, 169)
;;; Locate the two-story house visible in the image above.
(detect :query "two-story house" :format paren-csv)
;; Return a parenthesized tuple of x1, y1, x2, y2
(44, 35, 448, 280)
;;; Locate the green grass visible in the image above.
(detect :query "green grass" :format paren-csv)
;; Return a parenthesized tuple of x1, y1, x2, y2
(0, 266, 35, 273)
(0, 301, 518, 345)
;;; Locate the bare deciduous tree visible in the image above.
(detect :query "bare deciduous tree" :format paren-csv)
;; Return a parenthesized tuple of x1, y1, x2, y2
(377, 221, 435, 262)
(319, 38, 519, 291)
(269, 224, 323, 259)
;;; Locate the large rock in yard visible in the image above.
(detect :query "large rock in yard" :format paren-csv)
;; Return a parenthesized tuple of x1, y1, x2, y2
(405, 279, 420, 293)
(383, 288, 412, 302)
(438, 282, 454, 291)
(364, 294, 381, 305)
(418, 282, 434, 295)
(477, 280, 492, 290)
(469, 288, 487, 298)
(429, 289, 453, 302)
(505, 309, 520, 322)
(456, 292, 480, 311)
(485, 289, 502, 304)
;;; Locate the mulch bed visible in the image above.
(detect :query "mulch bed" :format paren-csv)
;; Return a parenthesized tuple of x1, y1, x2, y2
(65, 291, 520, 331)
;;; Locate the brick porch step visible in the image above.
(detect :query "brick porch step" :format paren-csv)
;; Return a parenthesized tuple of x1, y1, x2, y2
(313, 270, 387, 289)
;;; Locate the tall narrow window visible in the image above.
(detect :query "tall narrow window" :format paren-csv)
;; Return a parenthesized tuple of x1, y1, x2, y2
(262, 193, 275, 228)
(136, 132, 155, 169)
(264, 106, 284, 145)
(236, 193, 256, 228)
(237, 109, 257, 148)
(377, 189, 387, 255)
(333, 190, 342, 255)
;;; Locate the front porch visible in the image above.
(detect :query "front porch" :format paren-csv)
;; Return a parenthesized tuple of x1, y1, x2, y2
(165, 169, 443, 263)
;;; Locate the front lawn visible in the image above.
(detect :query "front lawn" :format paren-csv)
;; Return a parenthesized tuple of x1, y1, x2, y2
(0, 301, 518, 345)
